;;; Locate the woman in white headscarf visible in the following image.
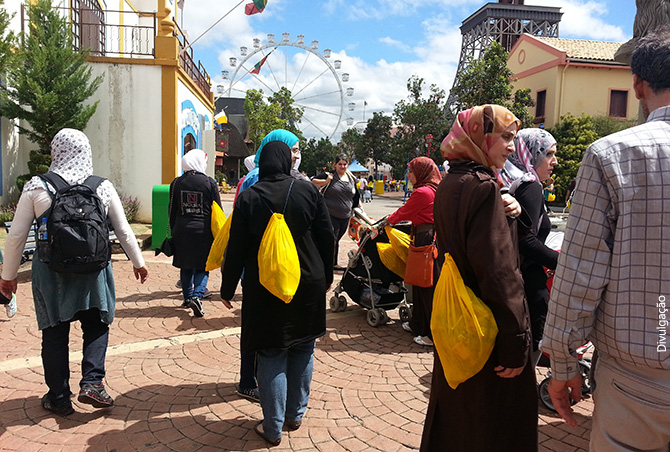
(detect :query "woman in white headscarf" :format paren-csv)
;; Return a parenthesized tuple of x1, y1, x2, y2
(169, 149, 222, 318)
(0, 128, 148, 417)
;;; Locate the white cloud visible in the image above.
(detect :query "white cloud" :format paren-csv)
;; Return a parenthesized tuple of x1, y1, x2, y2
(379, 37, 413, 54)
(525, 0, 629, 41)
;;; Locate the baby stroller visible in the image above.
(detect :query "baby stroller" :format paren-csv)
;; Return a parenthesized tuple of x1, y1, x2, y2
(537, 342, 594, 412)
(330, 208, 408, 327)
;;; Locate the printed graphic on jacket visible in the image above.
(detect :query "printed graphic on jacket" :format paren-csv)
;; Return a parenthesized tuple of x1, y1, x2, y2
(181, 191, 204, 215)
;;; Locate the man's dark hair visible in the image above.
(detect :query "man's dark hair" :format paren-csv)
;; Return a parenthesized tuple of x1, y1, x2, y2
(631, 25, 670, 93)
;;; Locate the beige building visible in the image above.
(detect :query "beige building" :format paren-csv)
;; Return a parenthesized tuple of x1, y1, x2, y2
(508, 34, 639, 128)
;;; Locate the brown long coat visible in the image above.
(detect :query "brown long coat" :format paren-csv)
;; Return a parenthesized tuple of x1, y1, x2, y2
(420, 160, 537, 452)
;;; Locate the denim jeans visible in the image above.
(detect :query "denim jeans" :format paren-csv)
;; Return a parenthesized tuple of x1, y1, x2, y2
(180, 269, 209, 300)
(41, 308, 109, 402)
(256, 340, 316, 440)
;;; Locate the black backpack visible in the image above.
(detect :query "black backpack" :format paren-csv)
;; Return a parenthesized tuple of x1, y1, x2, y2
(37, 172, 111, 274)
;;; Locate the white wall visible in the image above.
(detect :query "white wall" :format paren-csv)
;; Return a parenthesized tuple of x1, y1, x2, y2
(84, 63, 163, 222)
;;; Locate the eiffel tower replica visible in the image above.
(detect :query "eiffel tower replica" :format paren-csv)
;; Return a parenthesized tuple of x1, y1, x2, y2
(447, 0, 563, 112)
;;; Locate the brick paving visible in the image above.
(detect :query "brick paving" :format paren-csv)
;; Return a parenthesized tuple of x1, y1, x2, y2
(0, 192, 594, 451)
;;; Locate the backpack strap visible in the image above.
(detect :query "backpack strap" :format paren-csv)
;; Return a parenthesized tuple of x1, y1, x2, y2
(82, 175, 106, 192)
(38, 172, 68, 196)
(259, 179, 296, 215)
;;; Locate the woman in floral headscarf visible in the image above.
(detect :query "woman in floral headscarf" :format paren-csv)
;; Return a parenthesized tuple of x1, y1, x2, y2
(0, 128, 148, 416)
(501, 128, 559, 365)
(420, 106, 537, 452)
(387, 156, 441, 346)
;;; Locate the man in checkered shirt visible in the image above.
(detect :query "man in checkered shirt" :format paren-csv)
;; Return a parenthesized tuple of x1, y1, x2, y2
(542, 27, 670, 451)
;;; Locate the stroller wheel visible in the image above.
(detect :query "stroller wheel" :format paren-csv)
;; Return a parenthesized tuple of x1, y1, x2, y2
(330, 295, 348, 313)
(399, 305, 412, 323)
(366, 308, 385, 327)
(579, 359, 592, 394)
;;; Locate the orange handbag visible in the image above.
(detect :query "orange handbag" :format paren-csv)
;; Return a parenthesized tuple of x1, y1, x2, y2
(404, 242, 438, 287)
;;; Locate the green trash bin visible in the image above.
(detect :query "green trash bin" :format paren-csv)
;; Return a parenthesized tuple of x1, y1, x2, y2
(152, 185, 171, 250)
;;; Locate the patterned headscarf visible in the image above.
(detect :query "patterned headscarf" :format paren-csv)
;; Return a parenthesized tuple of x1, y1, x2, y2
(441, 105, 520, 171)
(182, 149, 207, 174)
(23, 128, 113, 206)
(408, 156, 442, 191)
(500, 128, 557, 192)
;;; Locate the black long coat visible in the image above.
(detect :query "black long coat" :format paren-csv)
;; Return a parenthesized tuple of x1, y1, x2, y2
(220, 172, 334, 354)
(169, 171, 221, 270)
(420, 160, 537, 452)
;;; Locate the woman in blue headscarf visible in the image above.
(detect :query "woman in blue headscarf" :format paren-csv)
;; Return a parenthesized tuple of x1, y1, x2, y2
(239, 129, 300, 194)
(230, 128, 301, 404)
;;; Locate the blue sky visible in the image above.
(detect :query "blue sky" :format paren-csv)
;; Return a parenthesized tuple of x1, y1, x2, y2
(181, 0, 637, 141)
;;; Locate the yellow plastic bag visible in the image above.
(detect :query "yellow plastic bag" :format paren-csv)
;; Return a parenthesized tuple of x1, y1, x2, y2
(376, 242, 406, 278)
(258, 213, 301, 303)
(431, 253, 499, 389)
(211, 201, 226, 236)
(385, 226, 410, 262)
(206, 210, 233, 271)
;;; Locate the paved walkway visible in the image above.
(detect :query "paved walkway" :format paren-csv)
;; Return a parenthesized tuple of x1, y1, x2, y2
(0, 193, 594, 451)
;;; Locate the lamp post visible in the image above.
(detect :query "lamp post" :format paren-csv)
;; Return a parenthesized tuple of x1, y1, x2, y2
(425, 133, 434, 158)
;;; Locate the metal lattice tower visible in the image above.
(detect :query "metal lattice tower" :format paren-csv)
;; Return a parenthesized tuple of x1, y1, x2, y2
(447, 1, 563, 111)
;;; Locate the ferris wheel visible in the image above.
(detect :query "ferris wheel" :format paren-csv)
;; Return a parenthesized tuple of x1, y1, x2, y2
(219, 33, 355, 140)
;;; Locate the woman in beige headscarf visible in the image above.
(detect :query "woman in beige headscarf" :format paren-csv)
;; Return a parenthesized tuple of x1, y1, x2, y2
(421, 105, 537, 452)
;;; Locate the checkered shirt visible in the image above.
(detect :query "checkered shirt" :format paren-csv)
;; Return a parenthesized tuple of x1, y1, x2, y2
(542, 106, 670, 380)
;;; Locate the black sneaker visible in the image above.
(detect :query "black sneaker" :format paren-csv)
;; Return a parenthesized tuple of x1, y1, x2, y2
(189, 297, 205, 317)
(78, 383, 114, 408)
(41, 394, 74, 416)
(180, 299, 191, 308)
(202, 289, 212, 299)
(236, 386, 260, 403)
(175, 280, 182, 289)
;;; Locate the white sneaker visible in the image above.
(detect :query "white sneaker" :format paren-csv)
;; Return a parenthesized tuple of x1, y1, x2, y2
(413, 336, 433, 346)
(401, 322, 412, 332)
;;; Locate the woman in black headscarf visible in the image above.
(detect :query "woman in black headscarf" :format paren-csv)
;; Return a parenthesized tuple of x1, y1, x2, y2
(220, 141, 334, 447)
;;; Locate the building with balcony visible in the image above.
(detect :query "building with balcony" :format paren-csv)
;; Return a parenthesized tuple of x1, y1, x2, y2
(0, 0, 215, 221)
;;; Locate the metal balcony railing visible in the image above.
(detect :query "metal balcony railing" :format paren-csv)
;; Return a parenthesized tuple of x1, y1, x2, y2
(174, 23, 211, 99)
(22, 3, 156, 58)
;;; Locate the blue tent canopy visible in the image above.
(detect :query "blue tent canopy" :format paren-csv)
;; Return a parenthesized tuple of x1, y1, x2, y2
(348, 159, 369, 173)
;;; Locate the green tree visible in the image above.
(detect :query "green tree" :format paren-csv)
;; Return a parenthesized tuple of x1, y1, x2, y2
(300, 137, 339, 177)
(591, 115, 637, 138)
(0, 1, 16, 76)
(449, 42, 535, 128)
(0, 0, 103, 188)
(340, 127, 364, 159)
(548, 115, 600, 202)
(393, 75, 449, 170)
(361, 112, 393, 177)
(244, 89, 284, 149)
(268, 86, 305, 143)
